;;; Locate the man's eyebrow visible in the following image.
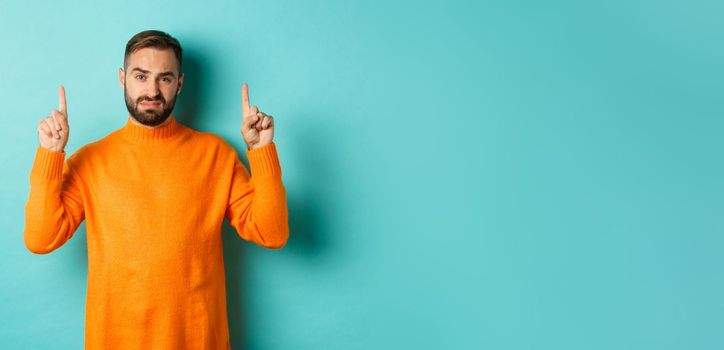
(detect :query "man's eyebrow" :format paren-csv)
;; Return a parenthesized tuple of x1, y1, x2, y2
(130, 67, 176, 77)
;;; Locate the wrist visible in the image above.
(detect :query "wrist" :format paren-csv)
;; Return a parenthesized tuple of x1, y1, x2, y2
(247, 142, 272, 151)
(41, 145, 65, 153)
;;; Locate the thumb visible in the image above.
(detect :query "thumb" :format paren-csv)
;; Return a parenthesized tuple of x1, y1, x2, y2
(242, 112, 259, 132)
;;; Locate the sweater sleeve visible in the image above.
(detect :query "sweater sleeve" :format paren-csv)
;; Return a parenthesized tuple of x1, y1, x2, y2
(225, 142, 290, 249)
(23, 146, 86, 254)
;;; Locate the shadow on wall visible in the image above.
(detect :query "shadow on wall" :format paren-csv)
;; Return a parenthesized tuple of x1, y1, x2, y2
(283, 117, 334, 257)
(173, 47, 208, 128)
(222, 114, 336, 349)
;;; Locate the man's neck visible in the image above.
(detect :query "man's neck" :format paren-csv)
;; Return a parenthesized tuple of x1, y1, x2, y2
(128, 114, 174, 129)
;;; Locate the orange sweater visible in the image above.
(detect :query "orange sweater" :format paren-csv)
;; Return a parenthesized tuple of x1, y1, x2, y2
(23, 116, 289, 349)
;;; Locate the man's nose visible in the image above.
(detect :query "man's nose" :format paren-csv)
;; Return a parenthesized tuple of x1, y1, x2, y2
(147, 79, 160, 95)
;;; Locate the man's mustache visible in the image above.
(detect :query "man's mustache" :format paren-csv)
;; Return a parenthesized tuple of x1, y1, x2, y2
(137, 96, 165, 104)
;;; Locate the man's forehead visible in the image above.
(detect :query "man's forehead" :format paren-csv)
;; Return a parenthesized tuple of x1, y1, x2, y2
(126, 48, 179, 72)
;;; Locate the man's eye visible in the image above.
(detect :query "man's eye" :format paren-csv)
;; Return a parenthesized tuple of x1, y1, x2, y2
(135, 75, 145, 80)
(162, 77, 170, 82)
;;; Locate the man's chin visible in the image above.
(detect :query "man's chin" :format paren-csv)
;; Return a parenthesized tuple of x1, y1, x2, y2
(131, 111, 171, 127)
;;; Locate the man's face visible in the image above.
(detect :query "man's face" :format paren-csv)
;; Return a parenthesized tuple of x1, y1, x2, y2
(119, 47, 184, 127)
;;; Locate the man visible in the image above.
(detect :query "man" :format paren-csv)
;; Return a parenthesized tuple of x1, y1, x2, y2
(24, 30, 289, 349)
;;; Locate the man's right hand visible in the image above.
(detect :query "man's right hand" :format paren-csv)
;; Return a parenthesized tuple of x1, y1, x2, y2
(38, 85, 70, 153)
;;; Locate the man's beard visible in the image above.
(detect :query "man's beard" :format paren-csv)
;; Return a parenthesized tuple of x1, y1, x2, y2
(124, 86, 177, 127)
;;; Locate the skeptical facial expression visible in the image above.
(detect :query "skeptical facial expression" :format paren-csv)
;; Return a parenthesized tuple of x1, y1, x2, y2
(119, 47, 184, 126)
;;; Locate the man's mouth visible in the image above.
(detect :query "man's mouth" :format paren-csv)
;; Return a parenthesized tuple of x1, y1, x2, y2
(140, 101, 162, 107)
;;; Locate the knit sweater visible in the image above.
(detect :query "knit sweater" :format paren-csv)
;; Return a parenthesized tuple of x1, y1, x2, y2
(23, 115, 289, 349)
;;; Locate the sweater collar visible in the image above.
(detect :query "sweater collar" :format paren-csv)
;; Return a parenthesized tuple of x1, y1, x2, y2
(121, 115, 184, 144)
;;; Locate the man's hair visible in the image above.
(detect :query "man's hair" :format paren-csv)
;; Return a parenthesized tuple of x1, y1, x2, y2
(124, 30, 183, 74)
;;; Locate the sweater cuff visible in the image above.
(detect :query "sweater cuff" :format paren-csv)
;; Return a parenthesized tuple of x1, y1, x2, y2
(246, 142, 281, 178)
(31, 146, 66, 180)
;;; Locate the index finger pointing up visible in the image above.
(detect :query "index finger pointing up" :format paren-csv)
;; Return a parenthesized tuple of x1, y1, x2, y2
(58, 85, 67, 113)
(241, 83, 250, 116)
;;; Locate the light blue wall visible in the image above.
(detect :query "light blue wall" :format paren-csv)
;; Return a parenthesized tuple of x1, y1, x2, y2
(1, 0, 722, 349)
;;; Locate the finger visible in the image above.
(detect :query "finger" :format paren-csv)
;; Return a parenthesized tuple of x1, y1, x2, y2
(255, 113, 264, 131)
(241, 83, 251, 116)
(47, 117, 60, 139)
(44, 118, 59, 139)
(242, 114, 253, 131)
(243, 110, 256, 128)
(58, 85, 67, 113)
(256, 112, 269, 129)
(242, 112, 259, 131)
(250, 105, 258, 115)
(52, 108, 68, 129)
(261, 115, 273, 129)
(38, 120, 53, 139)
(51, 109, 63, 131)
(242, 122, 259, 139)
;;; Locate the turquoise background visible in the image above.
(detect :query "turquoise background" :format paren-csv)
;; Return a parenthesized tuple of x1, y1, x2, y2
(1, 0, 722, 349)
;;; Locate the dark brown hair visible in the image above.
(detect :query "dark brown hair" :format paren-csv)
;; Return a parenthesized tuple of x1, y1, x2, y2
(124, 30, 183, 73)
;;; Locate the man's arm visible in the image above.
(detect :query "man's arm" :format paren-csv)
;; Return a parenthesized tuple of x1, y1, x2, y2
(24, 85, 85, 254)
(225, 142, 289, 249)
(227, 83, 289, 249)
(24, 147, 86, 254)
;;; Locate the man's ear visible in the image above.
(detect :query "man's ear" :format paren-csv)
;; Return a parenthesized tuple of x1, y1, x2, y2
(177, 72, 184, 95)
(118, 68, 125, 90)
